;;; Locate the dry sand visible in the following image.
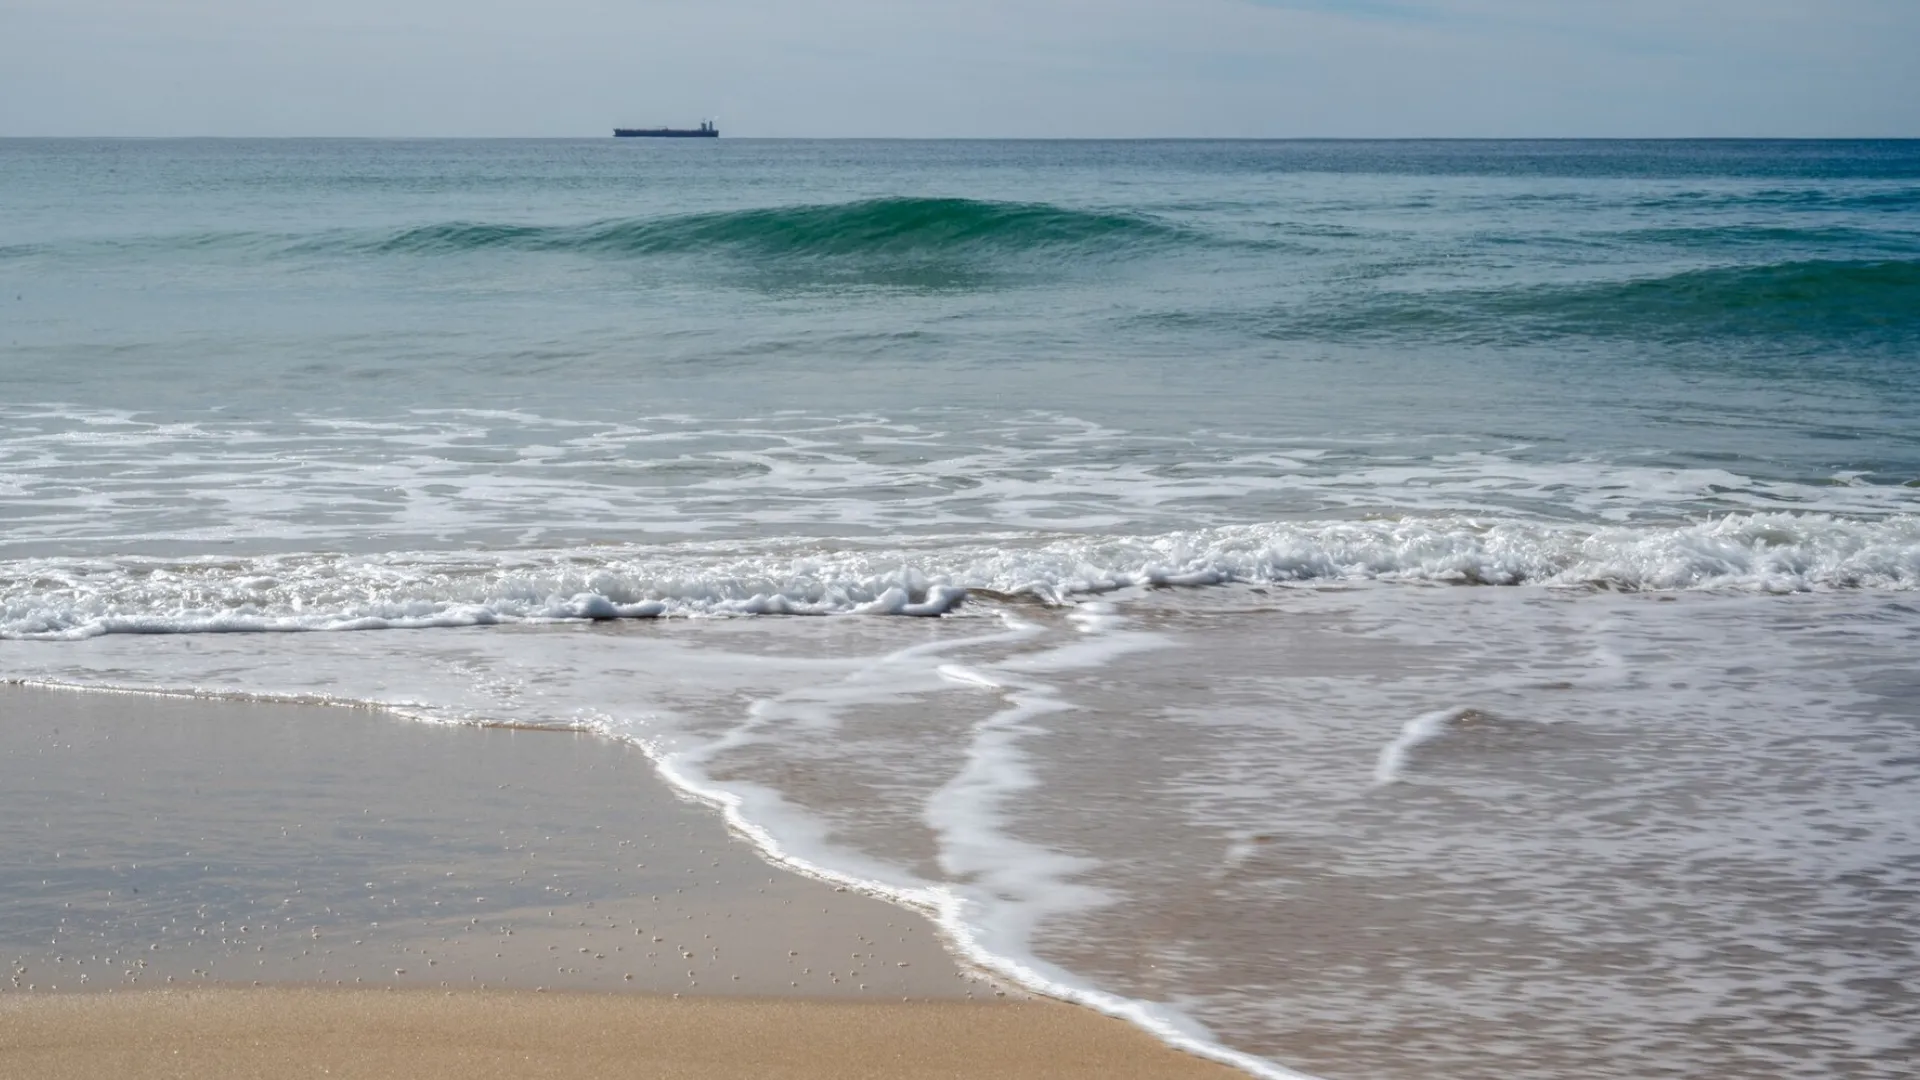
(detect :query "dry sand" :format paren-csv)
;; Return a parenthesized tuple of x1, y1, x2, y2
(2, 987, 1242, 1079)
(0, 686, 1244, 1078)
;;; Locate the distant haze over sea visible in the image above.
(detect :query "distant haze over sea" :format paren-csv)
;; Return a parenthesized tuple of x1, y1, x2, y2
(4, 1, 1918, 137)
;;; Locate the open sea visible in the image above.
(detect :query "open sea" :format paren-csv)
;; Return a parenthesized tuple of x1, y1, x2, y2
(3, 138, 1918, 1078)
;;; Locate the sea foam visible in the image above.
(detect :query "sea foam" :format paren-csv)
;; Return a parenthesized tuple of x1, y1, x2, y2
(3, 513, 1915, 640)
(1373, 707, 1473, 785)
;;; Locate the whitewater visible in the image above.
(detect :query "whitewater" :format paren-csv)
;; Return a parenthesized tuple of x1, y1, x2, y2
(3, 137, 1918, 1079)
(3, 513, 1919, 640)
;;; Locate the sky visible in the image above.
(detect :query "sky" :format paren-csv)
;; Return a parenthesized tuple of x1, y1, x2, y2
(1, 0, 1916, 137)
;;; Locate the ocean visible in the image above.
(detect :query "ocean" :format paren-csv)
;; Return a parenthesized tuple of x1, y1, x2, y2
(2, 138, 1917, 1078)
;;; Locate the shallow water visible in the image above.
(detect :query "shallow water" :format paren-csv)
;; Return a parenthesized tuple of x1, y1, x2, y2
(0, 687, 972, 999)
(3, 138, 1918, 1078)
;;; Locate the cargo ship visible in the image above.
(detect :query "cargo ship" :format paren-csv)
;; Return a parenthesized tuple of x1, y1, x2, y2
(614, 120, 718, 138)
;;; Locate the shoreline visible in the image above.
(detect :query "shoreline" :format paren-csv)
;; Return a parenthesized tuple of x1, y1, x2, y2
(0, 683, 1248, 1078)
(0, 684, 984, 999)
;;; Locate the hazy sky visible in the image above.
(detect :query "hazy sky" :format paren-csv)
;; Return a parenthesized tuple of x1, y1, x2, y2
(2, 0, 1916, 137)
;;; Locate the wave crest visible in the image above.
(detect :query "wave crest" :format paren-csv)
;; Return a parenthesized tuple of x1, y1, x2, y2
(3, 514, 1916, 640)
(359, 198, 1184, 261)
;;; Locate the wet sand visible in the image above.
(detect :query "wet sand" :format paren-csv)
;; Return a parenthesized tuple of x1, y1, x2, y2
(0, 685, 1241, 1077)
(0, 685, 967, 997)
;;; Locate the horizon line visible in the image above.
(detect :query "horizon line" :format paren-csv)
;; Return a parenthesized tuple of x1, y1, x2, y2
(6, 134, 1920, 142)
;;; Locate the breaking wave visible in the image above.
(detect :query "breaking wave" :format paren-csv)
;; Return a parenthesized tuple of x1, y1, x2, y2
(3, 513, 1915, 640)
(350, 198, 1187, 260)
(3, 199, 1190, 279)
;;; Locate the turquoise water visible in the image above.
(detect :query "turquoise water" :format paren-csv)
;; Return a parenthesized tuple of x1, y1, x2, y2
(3, 140, 1918, 1078)
(5, 140, 1918, 522)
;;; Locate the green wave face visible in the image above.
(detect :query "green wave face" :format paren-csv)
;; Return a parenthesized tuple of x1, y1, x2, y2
(1269, 259, 1920, 349)
(1514, 259, 1920, 339)
(370, 198, 1185, 261)
(331, 197, 1193, 291)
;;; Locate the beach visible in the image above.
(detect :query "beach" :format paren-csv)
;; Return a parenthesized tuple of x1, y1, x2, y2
(7, 983, 1244, 1076)
(0, 685, 1239, 1078)
(3, 137, 1916, 1079)
(4, 989, 1236, 1080)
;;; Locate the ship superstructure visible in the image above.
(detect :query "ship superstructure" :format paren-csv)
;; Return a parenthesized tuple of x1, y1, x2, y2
(614, 120, 718, 138)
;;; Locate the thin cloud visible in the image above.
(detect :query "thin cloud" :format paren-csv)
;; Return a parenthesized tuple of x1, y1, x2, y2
(0, 0, 1914, 136)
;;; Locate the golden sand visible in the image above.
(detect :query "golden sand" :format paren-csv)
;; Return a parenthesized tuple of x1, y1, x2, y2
(0, 987, 1244, 1079)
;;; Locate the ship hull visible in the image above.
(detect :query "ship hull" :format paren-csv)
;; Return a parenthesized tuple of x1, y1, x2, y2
(614, 129, 719, 138)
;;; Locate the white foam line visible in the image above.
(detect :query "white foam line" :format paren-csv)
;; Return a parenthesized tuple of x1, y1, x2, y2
(922, 615, 1325, 1080)
(937, 663, 1003, 689)
(605, 610, 1325, 1079)
(1373, 706, 1473, 786)
(636, 722, 1325, 1080)
(929, 903, 1327, 1080)
(0, 675, 478, 729)
(7, 636, 1321, 1079)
